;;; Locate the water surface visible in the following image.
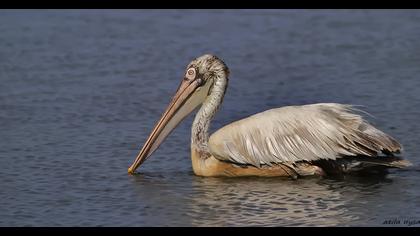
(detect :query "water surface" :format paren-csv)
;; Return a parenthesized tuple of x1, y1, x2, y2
(0, 10, 419, 226)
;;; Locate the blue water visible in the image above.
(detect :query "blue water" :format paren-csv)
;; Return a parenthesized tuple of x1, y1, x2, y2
(0, 10, 419, 226)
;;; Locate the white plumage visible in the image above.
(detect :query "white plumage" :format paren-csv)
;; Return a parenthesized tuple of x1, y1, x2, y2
(209, 103, 401, 167)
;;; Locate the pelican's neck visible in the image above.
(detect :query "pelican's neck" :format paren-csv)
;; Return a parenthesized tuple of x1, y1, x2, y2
(191, 76, 227, 157)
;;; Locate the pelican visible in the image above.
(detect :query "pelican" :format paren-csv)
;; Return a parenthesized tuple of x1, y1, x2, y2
(128, 54, 411, 178)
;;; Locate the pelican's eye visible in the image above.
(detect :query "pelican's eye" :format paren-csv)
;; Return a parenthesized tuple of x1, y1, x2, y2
(185, 68, 196, 80)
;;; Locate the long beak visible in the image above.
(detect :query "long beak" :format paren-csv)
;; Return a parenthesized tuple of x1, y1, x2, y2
(128, 77, 206, 174)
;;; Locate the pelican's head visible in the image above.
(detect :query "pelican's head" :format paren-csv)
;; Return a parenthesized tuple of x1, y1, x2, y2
(128, 54, 229, 174)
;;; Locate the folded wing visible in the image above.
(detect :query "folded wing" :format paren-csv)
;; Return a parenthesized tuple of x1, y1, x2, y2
(208, 103, 402, 167)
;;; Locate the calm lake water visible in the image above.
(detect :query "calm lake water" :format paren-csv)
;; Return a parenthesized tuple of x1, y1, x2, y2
(1, 10, 420, 226)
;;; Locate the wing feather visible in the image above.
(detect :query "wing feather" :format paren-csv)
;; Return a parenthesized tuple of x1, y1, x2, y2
(208, 103, 402, 167)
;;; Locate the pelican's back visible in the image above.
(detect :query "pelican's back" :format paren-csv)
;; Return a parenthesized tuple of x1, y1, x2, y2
(208, 103, 409, 173)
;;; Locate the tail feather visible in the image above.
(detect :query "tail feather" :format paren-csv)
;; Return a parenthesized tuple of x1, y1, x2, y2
(355, 156, 412, 169)
(313, 156, 412, 175)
